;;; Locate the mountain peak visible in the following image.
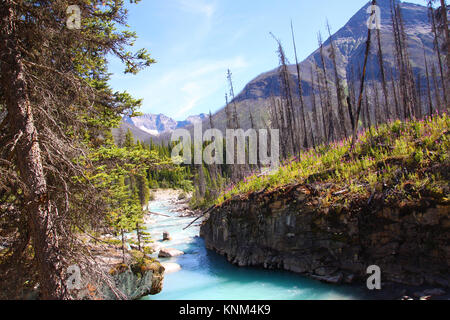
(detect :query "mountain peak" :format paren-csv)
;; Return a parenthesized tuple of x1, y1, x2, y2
(122, 112, 207, 137)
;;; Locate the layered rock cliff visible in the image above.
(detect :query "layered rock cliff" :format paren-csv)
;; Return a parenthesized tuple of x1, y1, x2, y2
(201, 184, 449, 287)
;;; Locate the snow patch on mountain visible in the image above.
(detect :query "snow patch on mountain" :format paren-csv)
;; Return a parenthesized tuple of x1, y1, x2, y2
(123, 113, 207, 136)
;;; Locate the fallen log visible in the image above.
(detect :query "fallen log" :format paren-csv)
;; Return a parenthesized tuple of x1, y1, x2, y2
(183, 205, 216, 230)
(147, 211, 171, 218)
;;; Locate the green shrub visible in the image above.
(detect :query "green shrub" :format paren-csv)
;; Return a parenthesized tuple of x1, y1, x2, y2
(217, 114, 449, 205)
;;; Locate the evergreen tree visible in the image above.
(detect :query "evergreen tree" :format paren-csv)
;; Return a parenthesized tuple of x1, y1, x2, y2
(0, 0, 156, 299)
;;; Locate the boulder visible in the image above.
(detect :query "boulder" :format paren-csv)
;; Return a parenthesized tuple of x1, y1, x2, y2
(162, 231, 172, 241)
(147, 242, 161, 252)
(311, 273, 344, 284)
(158, 248, 184, 258)
(161, 262, 182, 274)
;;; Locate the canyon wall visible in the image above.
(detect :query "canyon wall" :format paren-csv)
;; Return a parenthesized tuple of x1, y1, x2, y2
(200, 185, 449, 287)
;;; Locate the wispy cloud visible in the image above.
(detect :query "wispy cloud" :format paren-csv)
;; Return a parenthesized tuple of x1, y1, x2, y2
(177, 0, 217, 19)
(108, 1, 251, 120)
(139, 56, 248, 119)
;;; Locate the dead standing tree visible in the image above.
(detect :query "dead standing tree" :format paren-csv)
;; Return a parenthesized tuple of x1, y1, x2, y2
(427, 2, 448, 108)
(441, 0, 450, 106)
(271, 33, 298, 156)
(227, 69, 247, 180)
(375, 17, 391, 121)
(291, 21, 310, 149)
(327, 21, 348, 139)
(314, 61, 329, 142)
(310, 64, 322, 145)
(351, 0, 375, 150)
(391, 0, 416, 120)
(389, 65, 401, 119)
(318, 32, 336, 143)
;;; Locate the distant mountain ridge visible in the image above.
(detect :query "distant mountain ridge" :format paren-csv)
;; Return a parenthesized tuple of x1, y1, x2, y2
(113, 113, 208, 143)
(123, 113, 177, 136)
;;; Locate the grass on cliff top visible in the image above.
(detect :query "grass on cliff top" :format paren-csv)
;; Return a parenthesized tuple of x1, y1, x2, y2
(217, 113, 449, 206)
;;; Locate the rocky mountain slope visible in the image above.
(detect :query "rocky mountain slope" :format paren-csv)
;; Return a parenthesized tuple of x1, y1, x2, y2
(124, 113, 178, 136)
(202, 0, 440, 133)
(113, 113, 207, 143)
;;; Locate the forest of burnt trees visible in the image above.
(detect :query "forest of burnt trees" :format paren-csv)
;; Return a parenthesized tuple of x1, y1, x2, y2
(192, 0, 449, 206)
(269, 0, 449, 157)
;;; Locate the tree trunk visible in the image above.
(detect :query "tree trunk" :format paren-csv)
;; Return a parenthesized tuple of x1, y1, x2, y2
(310, 66, 321, 145)
(0, 1, 68, 299)
(389, 67, 401, 119)
(315, 62, 328, 142)
(441, 0, 450, 101)
(429, 5, 447, 108)
(396, 3, 416, 119)
(351, 0, 374, 150)
(432, 64, 442, 113)
(137, 223, 142, 251)
(318, 34, 335, 143)
(291, 22, 309, 149)
(416, 75, 423, 119)
(372, 80, 381, 129)
(327, 22, 348, 139)
(376, 27, 391, 121)
(423, 48, 434, 116)
(121, 229, 126, 263)
(347, 96, 355, 133)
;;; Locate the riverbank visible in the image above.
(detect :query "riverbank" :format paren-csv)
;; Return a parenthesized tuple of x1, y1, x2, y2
(145, 188, 449, 300)
(147, 189, 200, 219)
(143, 195, 363, 300)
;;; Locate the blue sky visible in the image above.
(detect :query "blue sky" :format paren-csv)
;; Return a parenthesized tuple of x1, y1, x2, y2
(108, 0, 427, 120)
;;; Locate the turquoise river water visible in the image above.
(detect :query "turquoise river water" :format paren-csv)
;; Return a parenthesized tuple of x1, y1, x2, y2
(143, 199, 369, 300)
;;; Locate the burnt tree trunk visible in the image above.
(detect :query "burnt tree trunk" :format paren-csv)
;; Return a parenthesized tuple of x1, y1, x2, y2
(376, 27, 390, 121)
(318, 33, 335, 143)
(441, 0, 450, 103)
(291, 22, 309, 149)
(351, 0, 374, 150)
(423, 48, 434, 116)
(429, 5, 448, 108)
(315, 62, 328, 142)
(310, 65, 322, 144)
(432, 64, 442, 113)
(327, 22, 348, 139)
